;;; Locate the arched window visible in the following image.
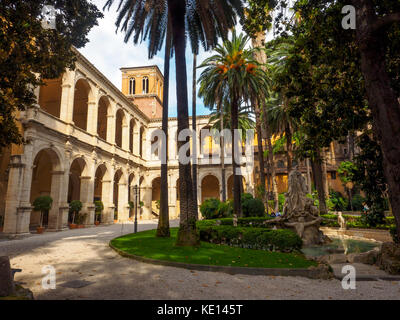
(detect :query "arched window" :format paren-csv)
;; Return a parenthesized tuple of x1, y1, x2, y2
(129, 78, 135, 95)
(142, 77, 149, 94)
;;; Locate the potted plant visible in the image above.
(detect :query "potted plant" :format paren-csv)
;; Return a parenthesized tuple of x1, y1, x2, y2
(33, 196, 53, 234)
(69, 200, 83, 229)
(128, 201, 134, 221)
(94, 201, 104, 226)
(76, 212, 87, 228)
(139, 201, 144, 220)
(114, 210, 118, 223)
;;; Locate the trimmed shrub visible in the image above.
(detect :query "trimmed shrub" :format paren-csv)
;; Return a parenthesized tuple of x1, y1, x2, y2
(320, 214, 395, 230)
(198, 225, 302, 252)
(200, 198, 222, 220)
(241, 193, 265, 217)
(197, 217, 274, 229)
(328, 191, 348, 211)
(33, 196, 53, 228)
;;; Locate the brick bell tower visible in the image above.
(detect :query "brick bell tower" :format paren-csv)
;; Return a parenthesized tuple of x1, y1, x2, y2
(120, 65, 164, 119)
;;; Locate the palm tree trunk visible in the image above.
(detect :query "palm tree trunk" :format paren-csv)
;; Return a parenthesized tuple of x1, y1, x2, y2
(170, 0, 199, 246)
(156, 13, 172, 238)
(220, 102, 226, 202)
(285, 124, 293, 173)
(321, 150, 329, 198)
(253, 98, 266, 203)
(306, 158, 312, 194)
(192, 53, 198, 217)
(231, 95, 242, 217)
(311, 149, 327, 215)
(267, 133, 279, 212)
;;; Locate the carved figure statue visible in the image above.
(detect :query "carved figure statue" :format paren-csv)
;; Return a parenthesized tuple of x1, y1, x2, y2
(284, 216, 322, 238)
(338, 212, 347, 230)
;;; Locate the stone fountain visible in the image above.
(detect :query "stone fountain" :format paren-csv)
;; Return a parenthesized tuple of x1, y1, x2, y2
(269, 168, 326, 246)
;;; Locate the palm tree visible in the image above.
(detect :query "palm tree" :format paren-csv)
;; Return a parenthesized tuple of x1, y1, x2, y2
(105, 0, 244, 246)
(198, 30, 268, 217)
(156, 14, 172, 238)
(192, 54, 198, 218)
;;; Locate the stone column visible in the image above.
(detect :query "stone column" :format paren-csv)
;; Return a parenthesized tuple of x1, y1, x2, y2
(86, 101, 98, 135)
(60, 70, 75, 124)
(141, 186, 152, 219)
(47, 171, 66, 232)
(133, 122, 140, 156)
(3, 156, 31, 235)
(101, 177, 114, 224)
(80, 176, 95, 226)
(117, 181, 129, 221)
(122, 124, 129, 151)
(107, 114, 115, 145)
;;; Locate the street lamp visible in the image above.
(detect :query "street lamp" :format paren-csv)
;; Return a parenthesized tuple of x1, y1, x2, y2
(134, 185, 139, 233)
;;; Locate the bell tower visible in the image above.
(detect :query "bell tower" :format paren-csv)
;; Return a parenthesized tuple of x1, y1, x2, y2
(120, 65, 164, 119)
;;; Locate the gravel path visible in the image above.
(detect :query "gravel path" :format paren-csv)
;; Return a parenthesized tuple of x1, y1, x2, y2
(0, 221, 399, 300)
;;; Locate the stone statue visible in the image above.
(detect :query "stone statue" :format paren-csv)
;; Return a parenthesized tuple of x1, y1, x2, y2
(267, 168, 326, 246)
(284, 216, 322, 238)
(338, 212, 347, 230)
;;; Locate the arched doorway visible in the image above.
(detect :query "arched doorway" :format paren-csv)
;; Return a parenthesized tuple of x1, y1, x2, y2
(67, 158, 87, 224)
(39, 77, 62, 118)
(115, 109, 125, 148)
(30, 148, 62, 231)
(201, 175, 220, 203)
(97, 96, 110, 141)
(94, 164, 109, 224)
(151, 177, 161, 216)
(73, 79, 91, 131)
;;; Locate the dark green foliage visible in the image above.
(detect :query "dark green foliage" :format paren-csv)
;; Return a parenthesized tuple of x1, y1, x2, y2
(328, 191, 348, 211)
(320, 214, 395, 230)
(278, 193, 285, 212)
(351, 194, 366, 211)
(95, 201, 104, 213)
(197, 217, 274, 229)
(200, 198, 223, 220)
(33, 196, 53, 212)
(69, 200, 82, 214)
(198, 225, 302, 252)
(0, 0, 102, 147)
(241, 193, 265, 217)
(390, 225, 399, 244)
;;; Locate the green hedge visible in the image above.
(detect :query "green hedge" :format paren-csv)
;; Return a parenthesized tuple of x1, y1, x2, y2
(198, 225, 302, 252)
(197, 217, 274, 228)
(321, 214, 395, 230)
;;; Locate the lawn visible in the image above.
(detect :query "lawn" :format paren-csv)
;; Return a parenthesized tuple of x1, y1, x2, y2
(111, 228, 317, 269)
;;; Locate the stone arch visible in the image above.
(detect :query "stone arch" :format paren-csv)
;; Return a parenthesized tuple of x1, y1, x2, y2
(201, 174, 220, 203)
(97, 95, 111, 141)
(73, 78, 93, 131)
(39, 77, 62, 118)
(115, 108, 126, 148)
(29, 148, 63, 230)
(151, 177, 161, 215)
(113, 168, 127, 221)
(67, 157, 88, 223)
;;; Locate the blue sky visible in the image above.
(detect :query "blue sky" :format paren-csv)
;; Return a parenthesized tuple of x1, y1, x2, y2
(79, 0, 222, 117)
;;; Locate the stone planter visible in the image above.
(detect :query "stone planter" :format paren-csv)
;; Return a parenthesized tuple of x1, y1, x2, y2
(36, 227, 45, 234)
(69, 224, 77, 229)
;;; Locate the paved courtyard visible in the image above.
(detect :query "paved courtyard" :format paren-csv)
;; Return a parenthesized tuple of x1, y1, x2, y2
(0, 221, 399, 300)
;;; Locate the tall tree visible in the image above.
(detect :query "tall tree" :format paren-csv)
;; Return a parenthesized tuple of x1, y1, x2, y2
(192, 54, 198, 218)
(198, 31, 268, 217)
(0, 0, 102, 147)
(106, 0, 244, 245)
(242, 0, 278, 206)
(156, 14, 172, 238)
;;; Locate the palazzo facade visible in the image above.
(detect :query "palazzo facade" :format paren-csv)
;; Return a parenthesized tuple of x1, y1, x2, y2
(0, 48, 253, 235)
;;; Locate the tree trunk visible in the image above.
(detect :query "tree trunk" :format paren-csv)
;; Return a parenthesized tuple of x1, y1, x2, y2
(220, 102, 227, 202)
(306, 158, 312, 194)
(321, 150, 329, 198)
(352, 0, 400, 241)
(285, 124, 293, 174)
(170, 0, 199, 246)
(192, 53, 198, 217)
(267, 132, 279, 212)
(251, 35, 267, 204)
(231, 95, 242, 217)
(311, 151, 327, 215)
(156, 14, 172, 238)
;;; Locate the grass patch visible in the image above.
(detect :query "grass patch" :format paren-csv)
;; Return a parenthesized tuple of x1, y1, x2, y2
(111, 228, 317, 269)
